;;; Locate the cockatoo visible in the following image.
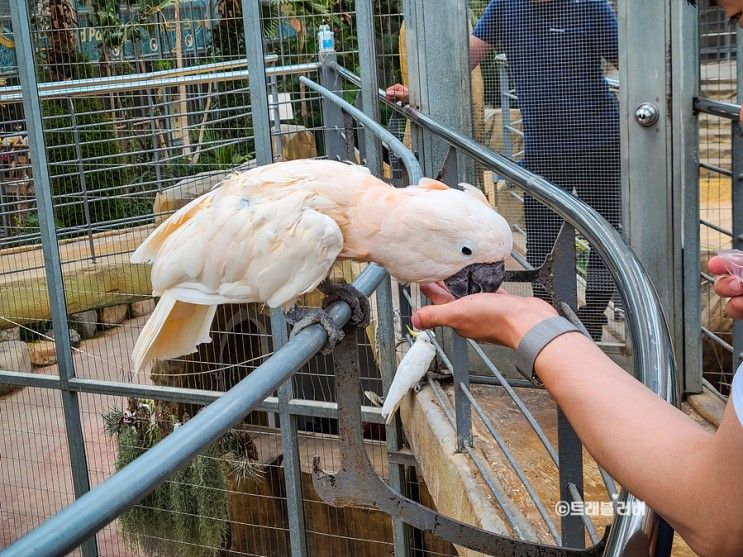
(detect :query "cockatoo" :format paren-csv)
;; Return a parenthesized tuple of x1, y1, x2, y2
(130, 159, 512, 374)
(380, 330, 437, 423)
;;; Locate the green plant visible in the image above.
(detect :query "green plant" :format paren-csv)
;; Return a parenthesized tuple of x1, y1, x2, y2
(103, 400, 229, 557)
(102, 399, 262, 556)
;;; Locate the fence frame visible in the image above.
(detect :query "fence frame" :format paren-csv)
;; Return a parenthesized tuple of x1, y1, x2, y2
(1, 3, 683, 557)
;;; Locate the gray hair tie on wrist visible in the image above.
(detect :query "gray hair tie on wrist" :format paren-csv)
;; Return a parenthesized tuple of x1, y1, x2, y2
(514, 316, 582, 386)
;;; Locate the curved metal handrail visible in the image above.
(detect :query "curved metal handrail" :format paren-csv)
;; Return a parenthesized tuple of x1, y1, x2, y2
(299, 75, 423, 185)
(330, 64, 679, 557)
(400, 105, 679, 557)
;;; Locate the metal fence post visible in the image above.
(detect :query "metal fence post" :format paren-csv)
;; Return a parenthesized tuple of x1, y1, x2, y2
(355, 0, 383, 174)
(402, 0, 475, 453)
(8, 2, 98, 556)
(620, 1, 684, 396)
(674, 0, 702, 393)
(318, 52, 348, 161)
(403, 0, 473, 181)
(732, 121, 743, 369)
(243, 1, 273, 166)
(452, 333, 472, 451)
(355, 2, 411, 554)
(440, 153, 474, 453)
(552, 226, 584, 548)
(242, 3, 308, 555)
(146, 89, 164, 191)
(733, 27, 743, 372)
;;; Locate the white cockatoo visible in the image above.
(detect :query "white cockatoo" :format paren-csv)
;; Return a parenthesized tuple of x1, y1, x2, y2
(130, 159, 512, 374)
(380, 330, 437, 423)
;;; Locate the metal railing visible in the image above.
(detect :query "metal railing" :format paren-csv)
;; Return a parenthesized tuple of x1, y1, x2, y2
(0, 265, 390, 557)
(330, 61, 678, 556)
(2, 4, 678, 556)
(694, 96, 743, 392)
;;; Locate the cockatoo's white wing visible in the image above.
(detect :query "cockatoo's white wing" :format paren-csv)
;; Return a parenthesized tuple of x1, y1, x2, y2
(133, 187, 344, 309)
(381, 332, 437, 424)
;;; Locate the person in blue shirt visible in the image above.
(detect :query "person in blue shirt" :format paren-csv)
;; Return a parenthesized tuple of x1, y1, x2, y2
(388, 0, 621, 341)
(473, 0, 621, 342)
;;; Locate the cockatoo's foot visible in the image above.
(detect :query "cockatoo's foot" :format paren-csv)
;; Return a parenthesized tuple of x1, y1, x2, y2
(427, 368, 453, 382)
(285, 307, 344, 355)
(318, 279, 372, 329)
(414, 368, 452, 393)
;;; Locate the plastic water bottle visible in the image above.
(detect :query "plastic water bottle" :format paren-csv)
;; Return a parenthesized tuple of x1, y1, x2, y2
(318, 24, 335, 52)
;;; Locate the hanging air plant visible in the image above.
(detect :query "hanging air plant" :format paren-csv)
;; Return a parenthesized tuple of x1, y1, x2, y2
(102, 398, 262, 556)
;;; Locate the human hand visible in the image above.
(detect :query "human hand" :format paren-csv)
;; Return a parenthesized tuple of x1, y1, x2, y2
(411, 282, 558, 350)
(709, 255, 743, 320)
(385, 84, 409, 104)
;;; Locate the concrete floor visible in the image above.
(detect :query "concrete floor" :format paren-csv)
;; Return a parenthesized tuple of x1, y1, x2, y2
(0, 318, 149, 556)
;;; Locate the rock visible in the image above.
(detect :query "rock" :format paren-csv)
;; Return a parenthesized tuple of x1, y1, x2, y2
(69, 310, 98, 340)
(152, 161, 256, 224)
(131, 299, 156, 318)
(99, 304, 129, 328)
(28, 340, 57, 367)
(151, 125, 317, 224)
(272, 124, 318, 161)
(0, 327, 20, 341)
(0, 340, 32, 396)
(41, 328, 81, 348)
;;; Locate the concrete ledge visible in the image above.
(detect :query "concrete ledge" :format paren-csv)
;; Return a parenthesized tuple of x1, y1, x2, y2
(400, 387, 507, 557)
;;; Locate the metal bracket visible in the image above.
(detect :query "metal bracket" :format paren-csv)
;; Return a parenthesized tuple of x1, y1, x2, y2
(504, 221, 577, 308)
(505, 248, 556, 298)
(312, 335, 608, 556)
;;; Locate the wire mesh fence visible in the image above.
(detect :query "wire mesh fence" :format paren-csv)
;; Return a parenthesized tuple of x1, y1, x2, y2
(697, 6, 739, 396)
(0, 1, 460, 555)
(465, 0, 625, 348)
(0, 0, 690, 556)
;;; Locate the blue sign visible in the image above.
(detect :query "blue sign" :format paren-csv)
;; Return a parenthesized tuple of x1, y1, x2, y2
(0, 0, 214, 75)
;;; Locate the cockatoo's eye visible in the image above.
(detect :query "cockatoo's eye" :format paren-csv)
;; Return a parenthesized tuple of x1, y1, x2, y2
(461, 246, 473, 257)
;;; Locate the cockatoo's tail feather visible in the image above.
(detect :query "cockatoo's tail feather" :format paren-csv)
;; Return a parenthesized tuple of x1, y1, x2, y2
(130, 291, 217, 375)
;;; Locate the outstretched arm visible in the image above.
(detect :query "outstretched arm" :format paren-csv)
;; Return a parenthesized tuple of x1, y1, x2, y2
(412, 283, 743, 557)
(385, 35, 492, 104)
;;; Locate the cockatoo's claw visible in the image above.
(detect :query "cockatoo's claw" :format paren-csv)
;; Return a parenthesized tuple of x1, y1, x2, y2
(428, 367, 453, 382)
(413, 380, 425, 394)
(285, 307, 345, 355)
(319, 279, 372, 330)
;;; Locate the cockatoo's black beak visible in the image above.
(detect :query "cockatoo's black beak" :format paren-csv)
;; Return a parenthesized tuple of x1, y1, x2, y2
(444, 261, 506, 299)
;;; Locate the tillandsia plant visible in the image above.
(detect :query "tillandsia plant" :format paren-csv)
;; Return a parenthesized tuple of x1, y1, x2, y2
(102, 398, 264, 557)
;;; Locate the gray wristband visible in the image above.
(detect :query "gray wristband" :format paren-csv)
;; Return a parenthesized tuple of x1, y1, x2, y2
(514, 316, 581, 385)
